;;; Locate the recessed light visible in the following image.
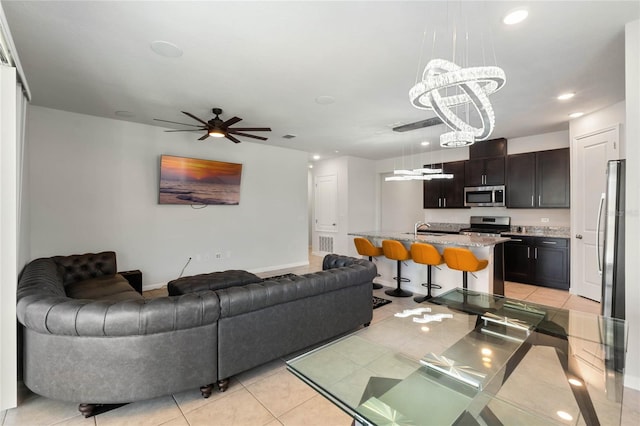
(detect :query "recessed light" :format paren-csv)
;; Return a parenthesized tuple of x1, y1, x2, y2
(421, 141, 430, 146)
(313, 154, 320, 160)
(308, 164, 313, 169)
(315, 96, 335, 105)
(503, 9, 528, 25)
(568, 378, 583, 387)
(150, 40, 183, 58)
(557, 92, 575, 100)
(569, 112, 584, 118)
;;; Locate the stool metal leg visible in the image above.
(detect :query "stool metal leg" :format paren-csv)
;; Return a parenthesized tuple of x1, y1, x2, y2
(369, 256, 383, 289)
(385, 260, 412, 298)
(414, 265, 441, 303)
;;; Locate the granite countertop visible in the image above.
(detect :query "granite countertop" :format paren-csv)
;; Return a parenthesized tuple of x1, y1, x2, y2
(416, 222, 570, 238)
(502, 226, 570, 238)
(349, 231, 510, 248)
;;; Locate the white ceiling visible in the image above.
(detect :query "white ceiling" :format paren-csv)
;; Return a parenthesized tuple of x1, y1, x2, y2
(3, 1, 639, 160)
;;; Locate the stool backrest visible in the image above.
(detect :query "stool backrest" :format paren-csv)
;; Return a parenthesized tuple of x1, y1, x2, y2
(354, 237, 383, 258)
(443, 247, 487, 272)
(410, 243, 444, 266)
(381, 240, 411, 261)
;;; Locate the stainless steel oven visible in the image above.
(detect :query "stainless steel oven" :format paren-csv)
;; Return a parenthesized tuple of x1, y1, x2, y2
(464, 185, 505, 207)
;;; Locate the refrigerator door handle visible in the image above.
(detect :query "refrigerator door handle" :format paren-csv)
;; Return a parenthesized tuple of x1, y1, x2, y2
(596, 192, 606, 276)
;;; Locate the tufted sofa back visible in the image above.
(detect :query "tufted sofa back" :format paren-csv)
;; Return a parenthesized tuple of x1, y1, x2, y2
(218, 254, 376, 318)
(52, 251, 117, 286)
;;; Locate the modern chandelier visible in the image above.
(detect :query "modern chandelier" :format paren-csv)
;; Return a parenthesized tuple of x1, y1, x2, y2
(410, 58, 505, 148)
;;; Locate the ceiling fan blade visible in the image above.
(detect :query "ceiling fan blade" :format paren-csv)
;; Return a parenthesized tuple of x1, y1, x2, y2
(153, 118, 202, 127)
(182, 111, 211, 127)
(229, 127, 272, 132)
(392, 117, 442, 132)
(197, 134, 210, 141)
(225, 134, 242, 144)
(164, 129, 205, 132)
(227, 131, 268, 141)
(223, 116, 242, 127)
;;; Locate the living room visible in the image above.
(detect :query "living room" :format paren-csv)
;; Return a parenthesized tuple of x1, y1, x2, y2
(1, 1, 639, 425)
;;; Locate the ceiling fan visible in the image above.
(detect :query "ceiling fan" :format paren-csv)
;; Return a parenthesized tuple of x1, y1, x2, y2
(154, 108, 271, 143)
(392, 116, 442, 133)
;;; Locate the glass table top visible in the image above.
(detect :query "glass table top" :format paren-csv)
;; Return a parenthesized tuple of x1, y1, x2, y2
(287, 289, 627, 426)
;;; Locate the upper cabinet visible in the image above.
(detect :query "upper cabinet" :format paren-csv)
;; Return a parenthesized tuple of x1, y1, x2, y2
(506, 148, 570, 208)
(423, 161, 467, 209)
(465, 137, 506, 186)
(465, 157, 505, 186)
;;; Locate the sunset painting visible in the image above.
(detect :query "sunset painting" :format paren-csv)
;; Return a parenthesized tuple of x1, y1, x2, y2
(159, 155, 243, 205)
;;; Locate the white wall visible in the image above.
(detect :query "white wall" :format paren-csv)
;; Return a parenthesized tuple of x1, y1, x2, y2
(375, 130, 571, 229)
(623, 19, 639, 390)
(26, 106, 309, 287)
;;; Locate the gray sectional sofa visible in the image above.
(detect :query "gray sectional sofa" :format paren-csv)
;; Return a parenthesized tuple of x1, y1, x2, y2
(17, 251, 375, 416)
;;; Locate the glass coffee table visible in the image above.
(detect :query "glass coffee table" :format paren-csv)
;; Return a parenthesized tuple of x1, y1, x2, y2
(287, 289, 627, 425)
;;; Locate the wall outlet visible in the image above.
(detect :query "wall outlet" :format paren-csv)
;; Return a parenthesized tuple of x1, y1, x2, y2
(541, 218, 549, 223)
(215, 253, 223, 259)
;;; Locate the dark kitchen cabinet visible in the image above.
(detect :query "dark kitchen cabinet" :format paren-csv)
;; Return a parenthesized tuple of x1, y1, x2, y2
(465, 157, 505, 186)
(504, 236, 569, 289)
(506, 148, 570, 208)
(423, 161, 467, 208)
(504, 236, 532, 283)
(537, 149, 570, 208)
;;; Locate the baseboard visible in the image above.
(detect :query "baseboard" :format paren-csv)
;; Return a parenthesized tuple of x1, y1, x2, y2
(248, 260, 309, 274)
(625, 372, 640, 391)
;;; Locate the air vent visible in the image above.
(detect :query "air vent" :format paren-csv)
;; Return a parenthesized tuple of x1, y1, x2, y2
(282, 134, 297, 139)
(318, 236, 334, 253)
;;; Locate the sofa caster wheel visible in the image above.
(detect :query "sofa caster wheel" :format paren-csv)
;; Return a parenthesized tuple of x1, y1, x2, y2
(200, 384, 214, 398)
(78, 403, 125, 417)
(364, 322, 371, 327)
(78, 403, 95, 418)
(217, 379, 229, 392)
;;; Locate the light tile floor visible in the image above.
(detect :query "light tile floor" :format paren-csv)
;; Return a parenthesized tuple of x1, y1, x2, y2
(4, 254, 638, 425)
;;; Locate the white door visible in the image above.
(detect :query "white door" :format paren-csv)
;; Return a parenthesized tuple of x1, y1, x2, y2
(572, 126, 619, 301)
(314, 174, 337, 232)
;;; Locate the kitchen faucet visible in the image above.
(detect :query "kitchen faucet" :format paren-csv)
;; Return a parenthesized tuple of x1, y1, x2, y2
(414, 221, 431, 237)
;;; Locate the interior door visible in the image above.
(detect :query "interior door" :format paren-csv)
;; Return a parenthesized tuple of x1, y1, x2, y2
(572, 126, 619, 300)
(314, 174, 337, 233)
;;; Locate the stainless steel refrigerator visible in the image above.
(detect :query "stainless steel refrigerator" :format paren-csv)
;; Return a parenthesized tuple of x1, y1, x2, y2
(599, 159, 625, 320)
(598, 159, 625, 383)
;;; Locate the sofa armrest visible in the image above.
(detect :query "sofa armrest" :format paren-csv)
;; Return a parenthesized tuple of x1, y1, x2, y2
(322, 254, 373, 271)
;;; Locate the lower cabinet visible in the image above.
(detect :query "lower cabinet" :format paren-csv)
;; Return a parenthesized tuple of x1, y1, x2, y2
(504, 236, 569, 289)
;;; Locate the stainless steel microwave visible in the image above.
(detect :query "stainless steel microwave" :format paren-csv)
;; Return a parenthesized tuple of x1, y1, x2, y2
(464, 185, 505, 207)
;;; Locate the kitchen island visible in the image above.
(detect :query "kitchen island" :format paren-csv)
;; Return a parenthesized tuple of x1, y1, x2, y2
(349, 231, 510, 296)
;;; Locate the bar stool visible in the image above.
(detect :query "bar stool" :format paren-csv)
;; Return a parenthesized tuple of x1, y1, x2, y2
(353, 237, 384, 289)
(381, 240, 412, 297)
(410, 243, 444, 303)
(442, 247, 488, 290)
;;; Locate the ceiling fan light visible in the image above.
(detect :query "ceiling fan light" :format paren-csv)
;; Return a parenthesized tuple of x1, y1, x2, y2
(208, 129, 226, 138)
